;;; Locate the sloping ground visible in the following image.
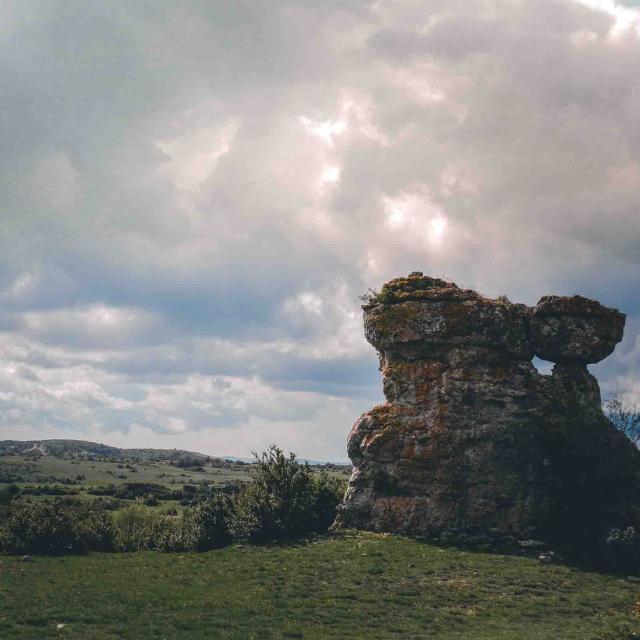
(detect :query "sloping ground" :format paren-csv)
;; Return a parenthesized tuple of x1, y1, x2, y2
(0, 439, 215, 462)
(0, 531, 638, 639)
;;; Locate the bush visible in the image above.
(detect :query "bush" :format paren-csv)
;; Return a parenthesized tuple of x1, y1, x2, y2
(0, 484, 19, 506)
(231, 445, 345, 542)
(0, 502, 83, 555)
(181, 494, 233, 551)
(76, 511, 116, 552)
(160, 503, 179, 516)
(604, 397, 640, 444)
(312, 471, 346, 532)
(113, 505, 173, 552)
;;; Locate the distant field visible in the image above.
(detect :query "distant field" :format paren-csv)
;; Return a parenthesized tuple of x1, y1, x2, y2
(0, 453, 253, 488)
(0, 448, 352, 512)
(1, 531, 638, 639)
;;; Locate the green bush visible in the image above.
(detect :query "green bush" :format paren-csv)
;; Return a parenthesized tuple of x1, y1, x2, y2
(181, 494, 233, 551)
(76, 511, 116, 552)
(231, 445, 345, 542)
(0, 484, 19, 524)
(0, 484, 19, 506)
(312, 470, 346, 532)
(113, 505, 174, 552)
(0, 502, 83, 555)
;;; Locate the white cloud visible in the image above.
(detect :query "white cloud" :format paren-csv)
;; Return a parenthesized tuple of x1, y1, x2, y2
(574, 0, 640, 39)
(300, 115, 348, 145)
(155, 117, 239, 192)
(20, 305, 165, 349)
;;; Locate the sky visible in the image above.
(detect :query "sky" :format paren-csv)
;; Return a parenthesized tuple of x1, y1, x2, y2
(1, 0, 640, 460)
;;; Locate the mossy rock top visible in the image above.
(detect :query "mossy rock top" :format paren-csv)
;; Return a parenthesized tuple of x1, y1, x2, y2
(534, 295, 625, 321)
(363, 274, 532, 358)
(365, 272, 481, 307)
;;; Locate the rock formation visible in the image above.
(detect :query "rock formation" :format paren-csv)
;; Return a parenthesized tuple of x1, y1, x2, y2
(335, 273, 640, 551)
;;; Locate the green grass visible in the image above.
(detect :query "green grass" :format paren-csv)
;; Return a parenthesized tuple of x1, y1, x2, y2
(0, 454, 350, 493)
(0, 454, 254, 489)
(1, 531, 639, 639)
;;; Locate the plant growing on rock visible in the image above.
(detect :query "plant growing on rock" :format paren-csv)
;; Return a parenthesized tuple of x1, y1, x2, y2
(605, 397, 640, 444)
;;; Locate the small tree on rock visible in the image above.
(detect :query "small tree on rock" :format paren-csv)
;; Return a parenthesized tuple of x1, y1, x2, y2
(604, 397, 640, 444)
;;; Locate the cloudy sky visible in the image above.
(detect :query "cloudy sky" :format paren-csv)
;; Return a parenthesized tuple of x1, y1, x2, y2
(1, 0, 640, 460)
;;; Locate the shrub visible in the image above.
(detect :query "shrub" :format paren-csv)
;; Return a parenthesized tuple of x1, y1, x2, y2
(113, 505, 173, 552)
(312, 471, 346, 532)
(232, 446, 316, 542)
(76, 511, 116, 552)
(604, 397, 640, 444)
(0, 485, 19, 524)
(181, 494, 233, 551)
(0, 484, 19, 506)
(231, 445, 345, 542)
(0, 502, 82, 555)
(160, 504, 179, 516)
(155, 518, 185, 553)
(0, 501, 119, 555)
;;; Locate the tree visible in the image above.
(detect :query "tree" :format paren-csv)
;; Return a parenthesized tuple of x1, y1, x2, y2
(604, 397, 640, 444)
(232, 445, 316, 542)
(0, 484, 18, 506)
(231, 445, 346, 542)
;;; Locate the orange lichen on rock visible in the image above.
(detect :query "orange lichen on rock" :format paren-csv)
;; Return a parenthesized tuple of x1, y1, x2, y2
(335, 273, 640, 551)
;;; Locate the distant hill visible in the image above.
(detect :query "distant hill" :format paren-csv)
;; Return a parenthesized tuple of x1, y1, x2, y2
(0, 439, 217, 464)
(0, 439, 351, 467)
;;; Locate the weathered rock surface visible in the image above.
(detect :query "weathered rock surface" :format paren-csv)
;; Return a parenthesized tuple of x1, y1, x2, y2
(531, 295, 625, 365)
(335, 273, 640, 550)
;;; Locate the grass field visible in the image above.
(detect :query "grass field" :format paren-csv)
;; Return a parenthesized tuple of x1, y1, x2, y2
(1, 531, 639, 639)
(0, 452, 351, 495)
(0, 454, 254, 489)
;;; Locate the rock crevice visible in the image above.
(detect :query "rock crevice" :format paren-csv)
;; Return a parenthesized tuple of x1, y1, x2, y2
(335, 273, 639, 546)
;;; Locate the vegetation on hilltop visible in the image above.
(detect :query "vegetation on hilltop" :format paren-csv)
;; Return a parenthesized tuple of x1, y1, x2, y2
(0, 438, 220, 464)
(0, 446, 346, 555)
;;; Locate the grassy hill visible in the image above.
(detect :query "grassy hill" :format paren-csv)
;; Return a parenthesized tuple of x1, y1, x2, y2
(1, 530, 639, 639)
(0, 438, 223, 462)
(0, 439, 352, 510)
(0, 440, 254, 501)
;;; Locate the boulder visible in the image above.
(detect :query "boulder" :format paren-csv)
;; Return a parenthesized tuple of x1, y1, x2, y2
(531, 295, 625, 364)
(335, 273, 640, 554)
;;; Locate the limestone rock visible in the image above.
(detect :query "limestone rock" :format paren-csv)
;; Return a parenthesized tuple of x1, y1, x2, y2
(335, 273, 640, 554)
(531, 295, 625, 364)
